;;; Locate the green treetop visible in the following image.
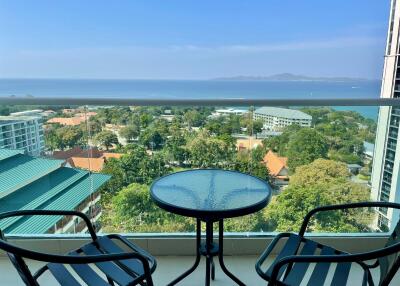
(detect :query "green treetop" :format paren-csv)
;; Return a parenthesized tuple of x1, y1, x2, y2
(94, 130, 119, 150)
(263, 159, 372, 233)
(286, 128, 329, 171)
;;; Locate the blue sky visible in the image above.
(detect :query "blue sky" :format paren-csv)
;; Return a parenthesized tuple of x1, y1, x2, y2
(0, 0, 391, 79)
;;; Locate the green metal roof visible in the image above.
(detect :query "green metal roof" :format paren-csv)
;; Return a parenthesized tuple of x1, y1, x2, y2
(0, 149, 24, 161)
(5, 172, 110, 234)
(0, 150, 111, 234)
(0, 167, 88, 230)
(0, 154, 64, 198)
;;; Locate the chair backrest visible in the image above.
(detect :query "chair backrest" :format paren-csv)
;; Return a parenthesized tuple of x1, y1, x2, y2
(379, 218, 400, 285)
(0, 230, 39, 286)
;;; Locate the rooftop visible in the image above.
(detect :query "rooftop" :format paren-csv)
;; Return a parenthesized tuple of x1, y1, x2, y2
(0, 149, 24, 161)
(236, 137, 263, 150)
(47, 117, 86, 126)
(67, 157, 106, 172)
(0, 154, 64, 198)
(263, 150, 288, 177)
(52, 147, 104, 160)
(0, 149, 110, 233)
(0, 115, 41, 123)
(254, 107, 312, 120)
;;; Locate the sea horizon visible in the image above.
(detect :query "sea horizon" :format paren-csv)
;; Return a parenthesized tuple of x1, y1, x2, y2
(0, 78, 381, 120)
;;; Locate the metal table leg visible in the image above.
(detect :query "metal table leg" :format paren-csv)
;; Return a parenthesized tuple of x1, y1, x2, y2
(218, 220, 246, 286)
(167, 219, 201, 286)
(168, 219, 245, 286)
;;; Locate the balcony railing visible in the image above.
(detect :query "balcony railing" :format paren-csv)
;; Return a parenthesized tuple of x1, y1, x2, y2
(0, 97, 400, 239)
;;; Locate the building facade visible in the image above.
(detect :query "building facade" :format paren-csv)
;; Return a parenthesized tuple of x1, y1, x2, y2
(0, 114, 45, 156)
(371, 0, 400, 231)
(253, 107, 312, 131)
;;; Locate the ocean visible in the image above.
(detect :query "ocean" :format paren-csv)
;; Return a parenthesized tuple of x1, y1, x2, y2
(0, 78, 381, 120)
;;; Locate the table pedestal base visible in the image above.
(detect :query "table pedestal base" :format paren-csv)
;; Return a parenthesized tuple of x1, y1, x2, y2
(167, 219, 245, 286)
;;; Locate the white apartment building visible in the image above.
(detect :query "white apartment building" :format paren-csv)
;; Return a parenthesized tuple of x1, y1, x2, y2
(371, 0, 400, 231)
(253, 107, 312, 131)
(0, 114, 45, 156)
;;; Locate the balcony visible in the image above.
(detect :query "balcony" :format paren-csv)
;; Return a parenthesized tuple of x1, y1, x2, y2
(0, 97, 400, 285)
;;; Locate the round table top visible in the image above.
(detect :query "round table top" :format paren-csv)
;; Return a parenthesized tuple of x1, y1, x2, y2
(150, 169, 272, 220)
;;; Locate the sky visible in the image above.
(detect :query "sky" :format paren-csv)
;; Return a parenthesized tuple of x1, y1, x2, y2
(0, 0, 392, 80)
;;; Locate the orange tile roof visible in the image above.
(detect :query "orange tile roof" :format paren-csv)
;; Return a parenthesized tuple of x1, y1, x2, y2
(61, 148, 124, 172)
(67, 157, 105, 172)
(47, 117, 86, 126)
(263, 150, 288, 177)
(102, 153, 123, 159)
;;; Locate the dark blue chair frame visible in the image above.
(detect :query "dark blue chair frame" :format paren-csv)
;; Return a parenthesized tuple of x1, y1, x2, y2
(256, 202, 400, 286)
(0, 210, 156, 286)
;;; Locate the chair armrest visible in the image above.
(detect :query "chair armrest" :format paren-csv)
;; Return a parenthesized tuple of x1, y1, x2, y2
(107, 234, 157, 273)
(0, 209, 97, 240)
(0, 237, 152, 266)
(299, 201, 400, 236)
(269, 241, 400, 284)
(255, 233, 292, 281)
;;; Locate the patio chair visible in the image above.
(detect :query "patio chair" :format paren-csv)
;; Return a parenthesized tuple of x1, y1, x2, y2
(0, 210, 156, 286)
(255, 202, 400, 286)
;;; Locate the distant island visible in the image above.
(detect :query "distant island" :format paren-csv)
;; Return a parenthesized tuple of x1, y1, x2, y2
(213, 73, 377, 82)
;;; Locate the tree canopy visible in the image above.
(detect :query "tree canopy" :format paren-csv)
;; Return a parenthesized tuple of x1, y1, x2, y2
(263, 159, 372, 233)
(185, 130, 236, 168)
(286, 128, 329, 170)
(94, 130, 119, 150)
(102, 144, 171, 192)
(101, 183, 194, 233)
(119, 125, 140, 143)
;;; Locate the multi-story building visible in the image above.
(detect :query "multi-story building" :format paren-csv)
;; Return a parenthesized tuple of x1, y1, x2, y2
(253, 107, 312, 131)
(0, 149, 110, 234)
(0, 114, 45, 156)
(371, 0, 400, 231)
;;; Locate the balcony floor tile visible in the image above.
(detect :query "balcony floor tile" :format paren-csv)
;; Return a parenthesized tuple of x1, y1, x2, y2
(1, 255, 400, 285)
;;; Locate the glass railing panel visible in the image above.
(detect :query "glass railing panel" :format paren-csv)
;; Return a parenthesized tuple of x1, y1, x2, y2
(0, 101, 399, 236)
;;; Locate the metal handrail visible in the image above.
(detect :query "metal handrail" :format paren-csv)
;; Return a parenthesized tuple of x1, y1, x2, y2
(0, 97, 400, 106)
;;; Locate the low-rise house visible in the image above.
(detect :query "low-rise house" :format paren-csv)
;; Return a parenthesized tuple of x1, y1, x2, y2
(52, 146, 103, 160)
(263, 150, 289, 188)
(236, 137, 263, 151)
(209, 108, 247, 118)
(47, 117, 86, 126)
(62, 109, 76, 115)
(74, 111, 98, 118)
(348, 163, 363, 175)
(53, 147, 123, 172)
(47, 112, 97, 126)
(67, 153, 123, 172)
(160, 114, 175, 122)
(255, 130, 283, 139)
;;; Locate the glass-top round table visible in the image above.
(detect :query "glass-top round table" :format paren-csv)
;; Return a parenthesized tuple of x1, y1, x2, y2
(150, 169, 272, 286)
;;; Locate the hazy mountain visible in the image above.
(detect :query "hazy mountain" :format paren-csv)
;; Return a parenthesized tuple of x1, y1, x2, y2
(213, 73, 376, 82)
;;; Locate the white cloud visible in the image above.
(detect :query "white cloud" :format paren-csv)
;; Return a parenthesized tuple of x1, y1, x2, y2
(167, 36, 383, 53)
